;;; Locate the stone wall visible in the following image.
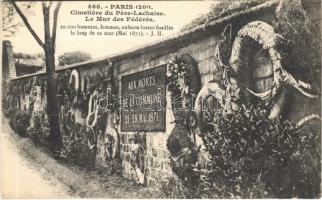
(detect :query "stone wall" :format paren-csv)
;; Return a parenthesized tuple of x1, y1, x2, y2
(3, 0, 321, 188)
(113, 10, 281, 186)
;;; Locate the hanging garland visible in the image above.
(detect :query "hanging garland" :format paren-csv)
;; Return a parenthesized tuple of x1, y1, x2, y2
(194, 24, 240, 124)
(57, 70, 73, 112)
(56, 60, 116, 151)
(166, 54, 203, 183)
(86, 90, 99, 128)
(85, 61, 115, 128)
(84, 61, 116, 149)
(194, 82, 226, 126)
(68, 69, 81, 108)
(229, 20, 319, 119)
(167, 54, 201, 112)
(80, 76, 91, 118)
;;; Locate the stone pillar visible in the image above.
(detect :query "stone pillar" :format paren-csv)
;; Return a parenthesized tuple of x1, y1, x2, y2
(2, 40, 17, 101)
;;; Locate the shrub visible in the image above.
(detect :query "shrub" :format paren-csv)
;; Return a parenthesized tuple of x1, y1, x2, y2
(56, 125, 96, 169)
(9, 110, 31, 137)
(273, 0, 321, 87)
(67, 140, 96, 169)
(159, 176, 197, 199)
(188, 2, 321, 197)
(96, 158, 122, 176)
(27, 111, 50, 147)
(194, 105, 320, 198)
(2, 97, 13, 118)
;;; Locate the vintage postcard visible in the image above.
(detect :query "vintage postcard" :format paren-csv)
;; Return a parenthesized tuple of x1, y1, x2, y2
(1, 0, 321, 198)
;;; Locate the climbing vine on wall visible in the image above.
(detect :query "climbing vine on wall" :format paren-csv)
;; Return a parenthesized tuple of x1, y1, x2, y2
(194, 105, 320, 198)
(166, 54, 202, 191)
(56, 61, 120, 170)
(164, 0, 321, 198)
(4, 75, 47, 140)
(27, 111, 50, 147)
(273, 0, 321, 87)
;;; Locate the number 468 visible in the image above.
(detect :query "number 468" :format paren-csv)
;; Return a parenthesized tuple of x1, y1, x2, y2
(88, 4, 101, 9)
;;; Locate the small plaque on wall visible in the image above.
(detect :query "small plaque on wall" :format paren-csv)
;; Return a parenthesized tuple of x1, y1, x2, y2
(121, 65, 166, 132)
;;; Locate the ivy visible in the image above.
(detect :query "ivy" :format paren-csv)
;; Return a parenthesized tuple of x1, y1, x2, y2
(27, 111, 50, 147)
(273, 0, 321, 89)
(166, 54, 201, 114)
(8, 110, 31, 137)
(194, 105, 320, 198)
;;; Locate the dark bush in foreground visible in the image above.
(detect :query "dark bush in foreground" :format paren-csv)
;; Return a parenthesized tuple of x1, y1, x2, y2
(27, 111, 50, 147)
(194, 105, 320, 198)
(56, 125, 96, 169)
(8, 110, 31, 137)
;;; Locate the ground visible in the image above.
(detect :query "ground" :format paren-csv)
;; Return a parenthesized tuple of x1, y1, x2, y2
(0, 118, 75, 198)
(0, 117, 164, 198)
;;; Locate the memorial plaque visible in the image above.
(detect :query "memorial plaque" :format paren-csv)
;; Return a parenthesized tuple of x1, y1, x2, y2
(121, 65, 166, 132)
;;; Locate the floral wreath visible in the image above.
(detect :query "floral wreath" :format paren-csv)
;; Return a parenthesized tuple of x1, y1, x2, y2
(168, 54, 194, 98)
(167, 54, 201, 113)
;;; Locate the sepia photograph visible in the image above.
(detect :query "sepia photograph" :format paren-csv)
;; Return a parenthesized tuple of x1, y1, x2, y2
(1, 0, 321, 198)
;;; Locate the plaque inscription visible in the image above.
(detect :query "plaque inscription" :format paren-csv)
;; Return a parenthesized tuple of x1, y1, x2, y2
(121, 65, 166, 132)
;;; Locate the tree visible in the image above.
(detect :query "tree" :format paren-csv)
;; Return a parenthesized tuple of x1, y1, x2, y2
(2, 2, 35, 37)
(10, 1, 63, 151)
(58, 51, 92, 66)
(2, 2, 21, 37)
(14, 52, 45, 60)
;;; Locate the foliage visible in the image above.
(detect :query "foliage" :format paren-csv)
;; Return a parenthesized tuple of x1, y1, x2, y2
(8, 110, 31, 137)
(96, 158, 122, 176)
(2, 2, 34, 37)
(56, 124, 96, 169)
(58, 51, 92, 66)
(159, 176, 198, 199)
(27, 111, 50, 147)
(181, 0, 266, 32)
(194, 105, 320, 198)
(167, 54, 200, 98)
(14, 52, 45, 60)
(2, 96, 14, 119)
(56, 141, 96, 169)
(273, 0, 321, 88)
(10, 1, 64, 151)
(167, 55, 191, 97)
(166, 54, 201, 114)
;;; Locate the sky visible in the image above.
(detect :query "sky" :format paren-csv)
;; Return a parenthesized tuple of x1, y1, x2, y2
(4, 1, 214, 60)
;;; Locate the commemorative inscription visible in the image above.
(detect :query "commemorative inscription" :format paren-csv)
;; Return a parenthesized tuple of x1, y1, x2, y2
(121, 65, 166, 132)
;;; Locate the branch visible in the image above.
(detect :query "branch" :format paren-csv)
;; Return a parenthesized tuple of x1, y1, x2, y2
(4, 29, 16, 35)
(10, 1, 45, 48)
(42, 2, 50, 49)
(2, 22, 22, 32)
(48, 1, 53, 9)
(51, 2, 62, 48)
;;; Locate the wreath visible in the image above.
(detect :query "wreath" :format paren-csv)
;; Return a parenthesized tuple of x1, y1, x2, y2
(229, 21, 318, 119)
(85, 61, 115, 130)
(166, 54, 202, 182)
(69, 69, 81, 107)
(167, 54, 201, 113)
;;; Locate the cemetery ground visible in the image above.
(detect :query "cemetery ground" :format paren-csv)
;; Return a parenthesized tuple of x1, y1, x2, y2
(0, 117, 163, 198)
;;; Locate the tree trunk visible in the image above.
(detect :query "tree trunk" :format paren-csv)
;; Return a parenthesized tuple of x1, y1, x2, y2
(45, 46, 63, 151)
(43, 4, 62, 151)
(10, 1, 63, 152)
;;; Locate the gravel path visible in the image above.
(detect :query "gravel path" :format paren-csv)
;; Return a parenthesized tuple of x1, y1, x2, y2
(0, 118, 75, 198)
(1, 117, 165, 198)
